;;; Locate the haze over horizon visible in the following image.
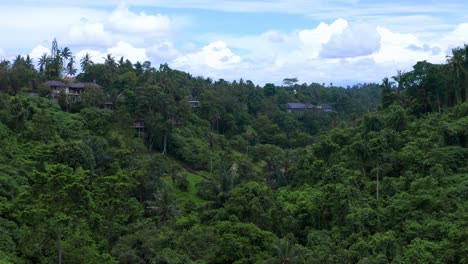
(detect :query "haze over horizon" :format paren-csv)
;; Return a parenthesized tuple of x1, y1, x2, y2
(1, 0, 467, 85)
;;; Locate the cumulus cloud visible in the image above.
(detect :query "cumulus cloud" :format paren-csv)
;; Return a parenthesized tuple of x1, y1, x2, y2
(265, 31, 286, 43)
(148, 41, 180, 64)
(407, 44, 441, 55)
(73, 42, 149, 68)
(173, 41, 241, 70)
(107, 41, 149, 62)
(3, 0, 466, 87)
(298, 19, 348, 57)
(368, 26, 452, 72)
(75, 49, 107, 65)
(60, 4, 173, 48)
(0, 6, 107, 50)
(29, 45, 50, 60)
(439, 23, 468, 51)
(65, 18, 113, 47)
(320, 24, 381, 58)
(108, 3, 171, 36)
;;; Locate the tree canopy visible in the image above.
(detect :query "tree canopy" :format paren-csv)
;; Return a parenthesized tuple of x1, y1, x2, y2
(0, 42, 467, 263)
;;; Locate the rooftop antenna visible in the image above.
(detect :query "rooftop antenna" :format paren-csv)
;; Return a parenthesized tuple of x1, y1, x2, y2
(51, 38, 58, 57)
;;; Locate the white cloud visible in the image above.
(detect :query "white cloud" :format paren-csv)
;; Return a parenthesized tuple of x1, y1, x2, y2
(75, 49, 107, 65)
(1, 1, 467, 86)
(173, 41, 241, 70)
(107, 41, 149, 62)
(265, 31, 287, 43)
(108, 3, 171, 36)
(57, 0, 463, 20)
(65, 18, 113, 47)
(60, 4, 174, 48)
(320, 23, 381, 58)
(148, 41, 180, 64)
(29, 45, 50, 60)
(168, 19, 468, 85)
(0, 6, 107, 49)
(440, 23, 468, 51)
(299, 19, 348, 58)
(371, 27, 445, 68)
(74, 42, 149, 67)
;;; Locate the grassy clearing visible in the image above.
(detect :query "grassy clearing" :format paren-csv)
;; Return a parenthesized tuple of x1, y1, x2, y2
(164, 170, 206, 211)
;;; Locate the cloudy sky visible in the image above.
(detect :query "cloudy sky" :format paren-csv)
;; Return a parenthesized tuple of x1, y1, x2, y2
(1, 0, 467, 85)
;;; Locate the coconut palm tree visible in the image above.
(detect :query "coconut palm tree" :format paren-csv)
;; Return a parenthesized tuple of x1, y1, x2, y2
(66, 57, 77, 77)
(104, 54, 116, 68)
(47, 48, 63, 79)
(266, 238, 300, 264)
(24, 55, 34, 70)
(61, 47, 72, 61)
(80, 53, 93, 72)
(12, 55, 23, 66)
(381, 77, 395, 108)
(38, 53, 49, 74)
(447, 46, 468, 104)
(147, 185, 178, 225)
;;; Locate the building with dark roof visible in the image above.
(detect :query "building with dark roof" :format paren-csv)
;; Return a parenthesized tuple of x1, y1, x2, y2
(286, 103, 315, 113)
(44, 80, 101, 101)
(286, 103, 333, 113)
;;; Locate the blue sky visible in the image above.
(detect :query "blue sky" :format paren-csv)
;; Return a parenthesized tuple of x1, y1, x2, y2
(0, 0, 467, 85)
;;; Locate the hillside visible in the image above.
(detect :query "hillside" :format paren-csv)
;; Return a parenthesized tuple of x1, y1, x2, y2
(0, 45, 467, 263)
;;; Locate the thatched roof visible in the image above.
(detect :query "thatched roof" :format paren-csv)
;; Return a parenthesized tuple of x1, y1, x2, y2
(286, 103, 315, 109)
(45, 80, 66, 87)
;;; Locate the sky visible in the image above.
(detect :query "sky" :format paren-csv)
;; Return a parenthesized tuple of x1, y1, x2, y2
(0, 0, 467, 86)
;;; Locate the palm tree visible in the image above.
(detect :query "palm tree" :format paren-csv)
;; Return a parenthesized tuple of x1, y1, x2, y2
(118, 56, 125, 67)
(61, 47, 72, 61)
(80, 53, 93, 71)
(25, 55, 33, 69)
(392, 70, 406, 103)
(66, 57, 77, 77)
(48, 48, 63, 79)
(447, 46, 468, 104)
(38, 53, 49, 74)
(147, 186, 178, 225)
(134, 61, 143, 76)
(104, 54, 116, 68)
(0, 60, 10, 68)
(104, 54, 117, 76)
(381, 77, 395, 108)
(266, 238, 300, 264)
(13, 55, 23, 66)
(216, 163, 238, 204)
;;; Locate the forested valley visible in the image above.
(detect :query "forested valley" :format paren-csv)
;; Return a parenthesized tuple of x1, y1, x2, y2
(0, 43, 467, 263)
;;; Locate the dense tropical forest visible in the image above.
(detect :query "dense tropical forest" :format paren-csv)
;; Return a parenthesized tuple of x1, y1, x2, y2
(0, 41, 467, 263)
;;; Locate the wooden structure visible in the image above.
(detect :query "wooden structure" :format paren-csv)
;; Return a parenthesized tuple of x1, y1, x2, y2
(286, 103, 333, 113)
(131, 117, 145, 137)
(44, 80, 102, 102)
(286, 103, 315, 113)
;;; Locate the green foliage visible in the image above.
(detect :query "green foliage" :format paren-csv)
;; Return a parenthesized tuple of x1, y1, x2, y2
(0, 44, 467, 263)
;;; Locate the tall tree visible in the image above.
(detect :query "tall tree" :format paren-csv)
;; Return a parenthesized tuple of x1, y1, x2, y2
(80, 52, 93, 72)
(447, 46, 468, 103)
(381, 77, 395, 108)
(65, 57, 77, 77)
(147, 185, 178, 225)
(38, 53, 49, 74)
(283, 77, 298, 87)
(392, 70, 407, 105)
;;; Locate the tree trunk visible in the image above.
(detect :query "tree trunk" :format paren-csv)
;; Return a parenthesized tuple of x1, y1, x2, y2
(162, 134, 167, 155)
(210, 150, 213, 176)
(376, 168, 380, 201)
(57, 232, 63, 264)
(437, 93, 441, 113)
